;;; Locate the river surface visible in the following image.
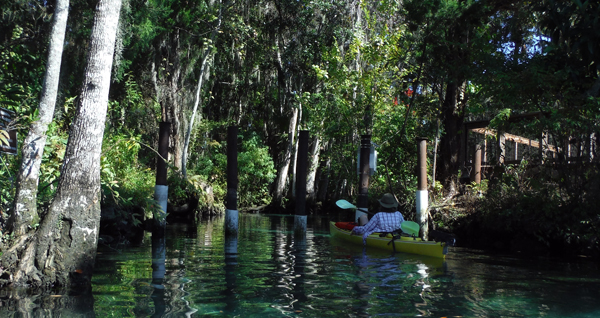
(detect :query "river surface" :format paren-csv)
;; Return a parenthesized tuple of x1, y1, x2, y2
(89, 213, 600, 317)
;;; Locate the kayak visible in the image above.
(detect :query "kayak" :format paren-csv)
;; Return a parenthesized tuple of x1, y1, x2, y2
(329, 221, 448, 259)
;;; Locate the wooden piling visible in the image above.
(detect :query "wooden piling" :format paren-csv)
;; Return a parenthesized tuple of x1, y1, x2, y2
(498, 132, 506, 165)
(356, 135, 371, 223)
(294, 130, 309, 236)
(472, 144, 482, 184)
(154, 122, 170, 231)
(225, 126, 239, 236)
(416, 137, 428, 241)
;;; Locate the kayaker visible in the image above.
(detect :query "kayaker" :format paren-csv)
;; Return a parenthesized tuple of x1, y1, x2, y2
(350, 193, 405, 244)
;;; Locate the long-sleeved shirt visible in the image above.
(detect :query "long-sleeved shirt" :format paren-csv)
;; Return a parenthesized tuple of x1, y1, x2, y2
(351, 211, 405, 244)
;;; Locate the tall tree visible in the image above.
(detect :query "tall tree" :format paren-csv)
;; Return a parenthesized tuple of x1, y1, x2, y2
(8, 0, 70, 237)
(1, 0, 122, 288)
(182, 0, 223, 177)
(402, 0, 497, 190)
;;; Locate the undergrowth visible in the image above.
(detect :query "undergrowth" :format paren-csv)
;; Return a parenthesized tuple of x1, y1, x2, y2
(449, 161, 600, 257)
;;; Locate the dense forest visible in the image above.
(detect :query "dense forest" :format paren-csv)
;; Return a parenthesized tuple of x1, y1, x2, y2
(0, 0, 599, 288)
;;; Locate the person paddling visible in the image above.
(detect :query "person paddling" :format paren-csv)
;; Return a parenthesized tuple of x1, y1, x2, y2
(350, 193, 405, 244)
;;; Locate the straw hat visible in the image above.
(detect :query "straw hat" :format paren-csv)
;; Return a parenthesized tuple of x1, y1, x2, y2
(378, 193, 398, 209)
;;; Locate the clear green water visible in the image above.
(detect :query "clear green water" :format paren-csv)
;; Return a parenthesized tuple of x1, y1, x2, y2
(90, 214, 600, 317)
(3, 213, 597, 317)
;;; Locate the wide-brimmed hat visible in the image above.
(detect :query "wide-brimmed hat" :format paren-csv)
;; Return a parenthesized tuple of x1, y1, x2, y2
(378, 193, 398, 209)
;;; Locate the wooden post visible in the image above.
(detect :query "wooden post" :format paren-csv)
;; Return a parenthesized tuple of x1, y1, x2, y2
(356, 135, 371, 222)
(565, 138, 571, 163)
(294, 130, 309, 236)
(497, 132, 506, 165)
(225, 126, 239, 236)
(416, 137, 428, 241)
(471, 144, 482, 184)
(483, 138, 488, 165)
(225, 126, 238, 285)
(590, 133, 596, 162)
(540, 131, 549, 163)
(459, 123, 467, 173)
(154, 122, 170, 232)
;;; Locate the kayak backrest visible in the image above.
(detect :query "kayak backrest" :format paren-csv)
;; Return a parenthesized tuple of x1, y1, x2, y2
(401, 221, 420, 237)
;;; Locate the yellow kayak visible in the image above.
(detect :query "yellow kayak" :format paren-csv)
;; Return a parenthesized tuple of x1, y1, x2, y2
(329, 222, 447, 259)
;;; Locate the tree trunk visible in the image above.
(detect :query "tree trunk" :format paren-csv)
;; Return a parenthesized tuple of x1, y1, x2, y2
(291, 101, 302, 199)
(154, 30, 185, 172)
(182, 0, 223, 177)
(272, 31, 297, 206)
(8, 0, 69, 237)
(1, 0, 122, 288)
(306, 135, 321, 204)
(438, 81, 465, 190)
(182, 51, 211, 177)
(317, 139, 331, 202)
(273, 106, 298, 205)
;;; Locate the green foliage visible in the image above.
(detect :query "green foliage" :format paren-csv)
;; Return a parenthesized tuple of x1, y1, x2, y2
(237, 133, 277, 206)
(100, 134, 158, 222)
(0, 154, 17, 220)
(107, 75, 159, 138)
(0, 0, 47, 119)
(0, 0, 598, 260)
(464, 180, 489, 202)
(167, 172, 209, 209)
(185, 131, 276, 209)
(489, 109, 512, 130)
(0, 129, 8, 147)
(463, 159, 600, 255)
(37, 122, 68, 202)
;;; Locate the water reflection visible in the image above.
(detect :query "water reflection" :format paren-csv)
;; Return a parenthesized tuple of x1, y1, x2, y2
(0, 287, 95, 317)
(150, 232, 166, 317)
(88, 214, 600, 318)
(291, 234, 307, 309)
(223, 233, 238, 315)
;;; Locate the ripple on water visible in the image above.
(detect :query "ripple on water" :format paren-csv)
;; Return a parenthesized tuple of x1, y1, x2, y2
(91, 215, 600, 318)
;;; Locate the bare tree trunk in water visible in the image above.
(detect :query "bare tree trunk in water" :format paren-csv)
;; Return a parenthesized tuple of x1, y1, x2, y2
(1, 0, 122, 288)
(8, 0, 69, 237)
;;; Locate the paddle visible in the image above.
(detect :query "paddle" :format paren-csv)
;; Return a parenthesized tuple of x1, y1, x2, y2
(335, 199, 372, 215)
(400, 221, 420, 237)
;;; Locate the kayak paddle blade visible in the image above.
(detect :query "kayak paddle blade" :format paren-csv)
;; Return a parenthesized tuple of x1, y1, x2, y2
(401, 221, 420, 237)
(335, 199, 357, 210)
